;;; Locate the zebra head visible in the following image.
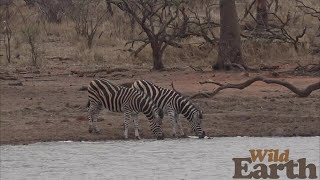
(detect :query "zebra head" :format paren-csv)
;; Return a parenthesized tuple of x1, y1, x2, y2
(179, 97, 205, 138)
(149, 103, 164, 140)
(190, 109, 205, 138)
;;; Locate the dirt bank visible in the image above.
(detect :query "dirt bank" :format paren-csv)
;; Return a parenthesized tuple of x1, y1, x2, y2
(1, 68, 319, 145)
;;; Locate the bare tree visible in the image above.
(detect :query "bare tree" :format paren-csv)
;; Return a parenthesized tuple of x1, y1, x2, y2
(256, 0, 268, 29)
(109, 0, 189, 70)
(0, 0, 12, 6)
(244, 9, 307, 51)
(241, 0, 308, 51)
(242, 0, 277, 26)
(70, 0, 108, 49)
(26, 0, 73, 23)
(22, 24, 40, 66)
(14, 3, 41, 66)
(23, 0, 35, 6)
(214, 0, 245, 70)
(187, 1, 220, 45)
(296, 0, 320, 37)
(2, 4, 12, 63)
(105, 0, 114, 16)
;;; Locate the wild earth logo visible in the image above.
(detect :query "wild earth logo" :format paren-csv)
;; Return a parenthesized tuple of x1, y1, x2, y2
(232, 149, 318, 179)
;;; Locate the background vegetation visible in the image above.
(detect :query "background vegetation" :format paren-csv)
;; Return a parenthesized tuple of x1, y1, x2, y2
(0, 0, 319, 70)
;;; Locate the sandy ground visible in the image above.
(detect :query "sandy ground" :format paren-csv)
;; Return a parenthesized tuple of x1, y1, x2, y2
(0, 66, 319, 145)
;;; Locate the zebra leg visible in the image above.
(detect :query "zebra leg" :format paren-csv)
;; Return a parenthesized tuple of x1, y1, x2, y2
(123, 110, 131, 139)
(168, 108, 177, 137)
(87, 102, 101, 134)
(132, 113, 141, 140)
(175, 114, 186, 137)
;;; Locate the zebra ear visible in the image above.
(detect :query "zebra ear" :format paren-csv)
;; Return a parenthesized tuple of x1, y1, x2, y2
(199, 111, 203, 119)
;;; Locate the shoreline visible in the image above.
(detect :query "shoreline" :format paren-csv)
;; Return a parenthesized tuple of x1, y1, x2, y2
(2, 135, 320, 146)
(2, 134, 320, 146)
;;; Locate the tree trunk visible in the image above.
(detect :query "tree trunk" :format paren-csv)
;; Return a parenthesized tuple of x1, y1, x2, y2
(5, 35, 11, 63)
(4, 5, 11, 63)
(152, 50, 164, 70)
(256, 0, 268, 29)
(214, 0, 244, 70)
(151, 43, 164, 70)
(88, 34, 94, 49)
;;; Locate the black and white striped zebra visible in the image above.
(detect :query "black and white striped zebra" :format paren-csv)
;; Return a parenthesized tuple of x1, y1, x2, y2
(87, 79, 164, 140)
(132, 80, 205, 138)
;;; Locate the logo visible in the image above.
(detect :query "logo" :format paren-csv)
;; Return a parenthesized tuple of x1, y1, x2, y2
(233, 149, 318, 179)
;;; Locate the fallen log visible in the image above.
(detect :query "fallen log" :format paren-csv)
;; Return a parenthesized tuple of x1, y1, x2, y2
(171, 82, 183, 95)
(191, 76, 320, 99)
(71, 68, 129, 76)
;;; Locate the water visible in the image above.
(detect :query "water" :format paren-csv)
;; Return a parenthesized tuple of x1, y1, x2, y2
(1, 137, 319, 180)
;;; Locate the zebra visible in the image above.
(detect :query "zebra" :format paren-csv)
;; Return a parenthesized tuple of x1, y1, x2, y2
(87, 79, 164, 140)
(132, 80, 205, 138)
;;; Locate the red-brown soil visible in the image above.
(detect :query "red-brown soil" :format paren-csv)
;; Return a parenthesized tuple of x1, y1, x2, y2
(1, 67, 319, 145)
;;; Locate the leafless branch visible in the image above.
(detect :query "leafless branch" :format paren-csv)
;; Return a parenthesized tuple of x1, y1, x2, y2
(242, 0, 257, 21)
(187, 5, 220, 44)
(199, 80, 223, 86)
(109, 0, 191, 69)
(71, 67, 129, 76)
(189, 65, 204, 72)
(296, 0, 320, 20)
(244, 10, 307, 50)
(191, 76, 320, 99)
(69, 0, 108, 49)
(132, 42, 149, 57)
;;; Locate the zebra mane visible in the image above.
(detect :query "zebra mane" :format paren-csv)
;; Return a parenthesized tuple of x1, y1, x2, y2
(170, 82, 202, 113)
(142, 80, 199, 110)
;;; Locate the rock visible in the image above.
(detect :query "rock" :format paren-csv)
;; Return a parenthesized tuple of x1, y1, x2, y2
(8, 81, 23, 86)
(271, 127, 285, 136)
(45, 120, 53, 124)
(78, 86, 88, 91)
(76, 116, 86, 122)
(97, 117, 104, 122)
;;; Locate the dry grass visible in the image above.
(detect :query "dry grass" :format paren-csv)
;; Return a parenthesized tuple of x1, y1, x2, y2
(0, 0, 319, 69)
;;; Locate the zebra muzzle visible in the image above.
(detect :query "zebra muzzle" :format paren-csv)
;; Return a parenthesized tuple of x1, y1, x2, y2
(157, 134, 164, 140)
(198, 131, 206, 139)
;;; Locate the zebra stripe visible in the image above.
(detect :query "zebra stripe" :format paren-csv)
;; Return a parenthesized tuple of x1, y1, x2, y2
(132, 80, 205, 138)
(87, 79, 164, 140)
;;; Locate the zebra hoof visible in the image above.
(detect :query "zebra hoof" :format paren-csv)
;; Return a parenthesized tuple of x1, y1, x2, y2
(157, 135, 164, 140)
(135, 136, 141, 140)
(93, 130, 101, 134)
(198, 131, 206, 139)
(89, 128, 100, 134)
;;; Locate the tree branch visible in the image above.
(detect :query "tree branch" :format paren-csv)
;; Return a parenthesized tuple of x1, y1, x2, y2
(191, 76, 320, 99)
(244, 10, 307, 50)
